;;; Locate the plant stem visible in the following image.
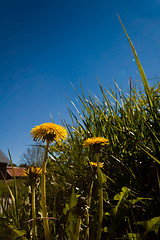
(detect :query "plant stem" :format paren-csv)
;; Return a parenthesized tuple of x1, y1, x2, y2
(41, 140, 50, 240)
(31, 183, 37, 238)
(75, 216, 81, 240)
(85, 180, 94, 240)
(96, 153, 103, 240)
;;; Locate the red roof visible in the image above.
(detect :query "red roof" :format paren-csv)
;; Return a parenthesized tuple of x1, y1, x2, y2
(7, 167, 26, 178)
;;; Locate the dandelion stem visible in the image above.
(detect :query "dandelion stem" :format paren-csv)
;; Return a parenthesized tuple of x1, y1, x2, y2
(96, 153, 103, 240)
(41, 140, 50, 240)
(85, 180, 94, 240)
(31, 183, 37, 238)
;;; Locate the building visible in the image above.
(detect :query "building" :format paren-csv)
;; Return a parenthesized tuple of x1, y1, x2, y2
(0, 149, 10, 180)
(6, 166, 26, 179)
(0, 149, 26, 179)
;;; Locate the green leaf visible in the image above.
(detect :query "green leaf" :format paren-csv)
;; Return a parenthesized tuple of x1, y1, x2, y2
(7, 224, 27, 240)
(128, 198, 151, 206)
(65, 186, 78, 240)
(137, 216, 160, 236)
(113, 187, 129, 216)
(63, 203, 70, 215)
(118, 15, 153, 107)
(104, 212, 110, 216)
(97, 164, 107, 186)
(70, 186, 77, 209)
(103, 226, 108, 232)
(114, 187, 129, 201)
(118, 14, 159, 132)
(125, 233, 142, 240)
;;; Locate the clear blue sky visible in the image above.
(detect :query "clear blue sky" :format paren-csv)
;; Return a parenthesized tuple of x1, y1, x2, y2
(0, 0, 160, 165)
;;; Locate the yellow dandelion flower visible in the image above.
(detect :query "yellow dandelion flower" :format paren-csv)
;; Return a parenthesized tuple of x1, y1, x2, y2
(83, 137, 109, 148)
(23, 166, 42, 177)
(31, 122, 67, 143)
(90, 162, 104, 168)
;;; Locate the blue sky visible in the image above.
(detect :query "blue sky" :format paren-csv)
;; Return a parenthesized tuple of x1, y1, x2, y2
(0, 0, 160, 165)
